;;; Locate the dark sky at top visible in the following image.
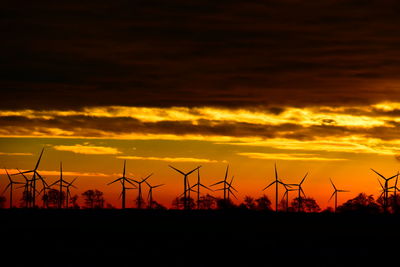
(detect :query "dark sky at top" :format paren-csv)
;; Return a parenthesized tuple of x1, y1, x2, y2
(2, 0, 400, 110)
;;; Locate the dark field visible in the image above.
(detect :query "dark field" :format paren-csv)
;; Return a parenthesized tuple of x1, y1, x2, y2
(0, 209, 396, 267)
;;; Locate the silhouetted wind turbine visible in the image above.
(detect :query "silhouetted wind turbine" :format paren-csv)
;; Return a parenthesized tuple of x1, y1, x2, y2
(107, 160, 136, 209)
(388, 172, 400, 211)
(329, 178, 349, 213)
(169, 165, 201, 210)
(262, 163, 283, 212)
(281, 181, 296, 212)
(14, 148, 45, 207)
(145, 181, 164, 209)
(190, 168, 212, 209)
(2, 169, 24, 209)
(130, 173, 153, 209)
(17, 168, 37, 208)
(210, 165, 230, 202)
(226, 176, 238, 201)
(371, 169, 397, 212)
(287, 172, 308, 212)
(65, 178, 77, 208)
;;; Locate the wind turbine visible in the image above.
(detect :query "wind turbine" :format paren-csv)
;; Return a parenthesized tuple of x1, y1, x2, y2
(388, 172, 400, 212)
(287, 172, 308, 212)
(2, 169, 24, 209)
(145, 181, 164, 209)
(371, 169, 397, 212)
(169, 165, 201, 210)
(130, 173, 153, 209)
(16, 168, 39, 208)
(210, 165, 230, 202)
(262, 163, 284, 212)
(329, 178, 349, 213)
(281, 181, 296, 212)
(107, 160, 136, 209)
(13, 148, 46, 207)
(226, 176, 238, 201)
(189, 168, 212, 209)
(65, 178, 77, 208)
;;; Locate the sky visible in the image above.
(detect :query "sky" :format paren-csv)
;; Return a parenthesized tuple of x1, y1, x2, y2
(1, 0, 400, 209)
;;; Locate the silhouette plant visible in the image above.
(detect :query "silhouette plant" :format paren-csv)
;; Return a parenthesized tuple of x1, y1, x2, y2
(82, 190, 105, 209)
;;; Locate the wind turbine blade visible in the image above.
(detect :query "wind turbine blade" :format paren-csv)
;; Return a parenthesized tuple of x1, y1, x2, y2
(4, 169, 12, 182)
(34, 147, 45, 171)
(168, 165, 185, 175)
(224, 165, 229, 181)
(300, 172, 308, 185)
(300, 187, 306, 198)
(107, 178, 122, 185)
(274, 163, 278, 181)
(387, 173, 398, 180)
(377, 178, 385, 190)
(230, 185, 238, 193)
(281, 191, 288, 202)
(186, 166, 201, 176)
(126, 179, 138, 188)
(2, 184, 11, 194)
(210, 181, 224, 186)
(330, 178, 336, 190)
(229, 176, 235, 186)
(338, 190, 349, 192)
(200, 184, 212, 191)
(371, 168, 386, 180)
(262, 180, 276, 191)
(228, 189, 237, 199)
(16, 169, 29, 181)
(123, 160, 126, 178)
(328, 191, 336, 202)
(69, 177, 77, 186)
(153, 184, 165, 188)
(13, 170, 33, 176)
(46, 181, 55, 188)
(142, 173, 153, 182)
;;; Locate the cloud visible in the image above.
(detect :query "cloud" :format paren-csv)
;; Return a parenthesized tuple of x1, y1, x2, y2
(116, 156, 219, 163)
(0, 168, 108, 177)
(237, 152, 347, 161)
(0, 152, 32, 156)
(53, 144, 121, 155)
(2, 1, 400, 110)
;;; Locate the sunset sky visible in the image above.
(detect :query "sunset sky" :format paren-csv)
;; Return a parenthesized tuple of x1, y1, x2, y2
(2, 1, 400, 208)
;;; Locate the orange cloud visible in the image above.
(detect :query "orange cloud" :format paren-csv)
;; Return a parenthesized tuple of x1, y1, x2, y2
(53, 144, 121, 155)
(117, 155, 220, 163)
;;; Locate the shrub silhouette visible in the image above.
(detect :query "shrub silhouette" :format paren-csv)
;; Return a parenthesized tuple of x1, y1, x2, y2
(337, 193, 381, 214)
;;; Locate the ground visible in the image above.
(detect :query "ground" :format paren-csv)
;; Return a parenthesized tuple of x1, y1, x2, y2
(0, 209, 396, 266)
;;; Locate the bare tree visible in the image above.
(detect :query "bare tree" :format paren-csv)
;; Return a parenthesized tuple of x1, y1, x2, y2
(82, 190, 105, 209)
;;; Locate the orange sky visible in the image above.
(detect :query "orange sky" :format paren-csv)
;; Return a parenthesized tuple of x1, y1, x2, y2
(3, 1, 400, 209)
(1, 103, 400, 209)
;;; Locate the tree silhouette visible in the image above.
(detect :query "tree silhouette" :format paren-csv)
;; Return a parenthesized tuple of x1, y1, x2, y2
(216, 197, 236, 209)
(291, 197, 320, 213)
(255, 195, 272, 211)
(197, 194, 216, 210)
(0, 196, 6, 208)
(20, 190, 34, 208)
(150, 201, 166, 210)
(82, 190, 105, 209)
(70, 194, 79, 209)
(337, 193, 381, 214)
(43, 189, 65, 208)
(243, 196, 256, 210)
(172, 196, 195, 210)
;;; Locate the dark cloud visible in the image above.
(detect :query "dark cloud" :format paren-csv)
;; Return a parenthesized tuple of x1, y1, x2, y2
(2, 0, 400, 109)
(1, 114, 400, 141)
